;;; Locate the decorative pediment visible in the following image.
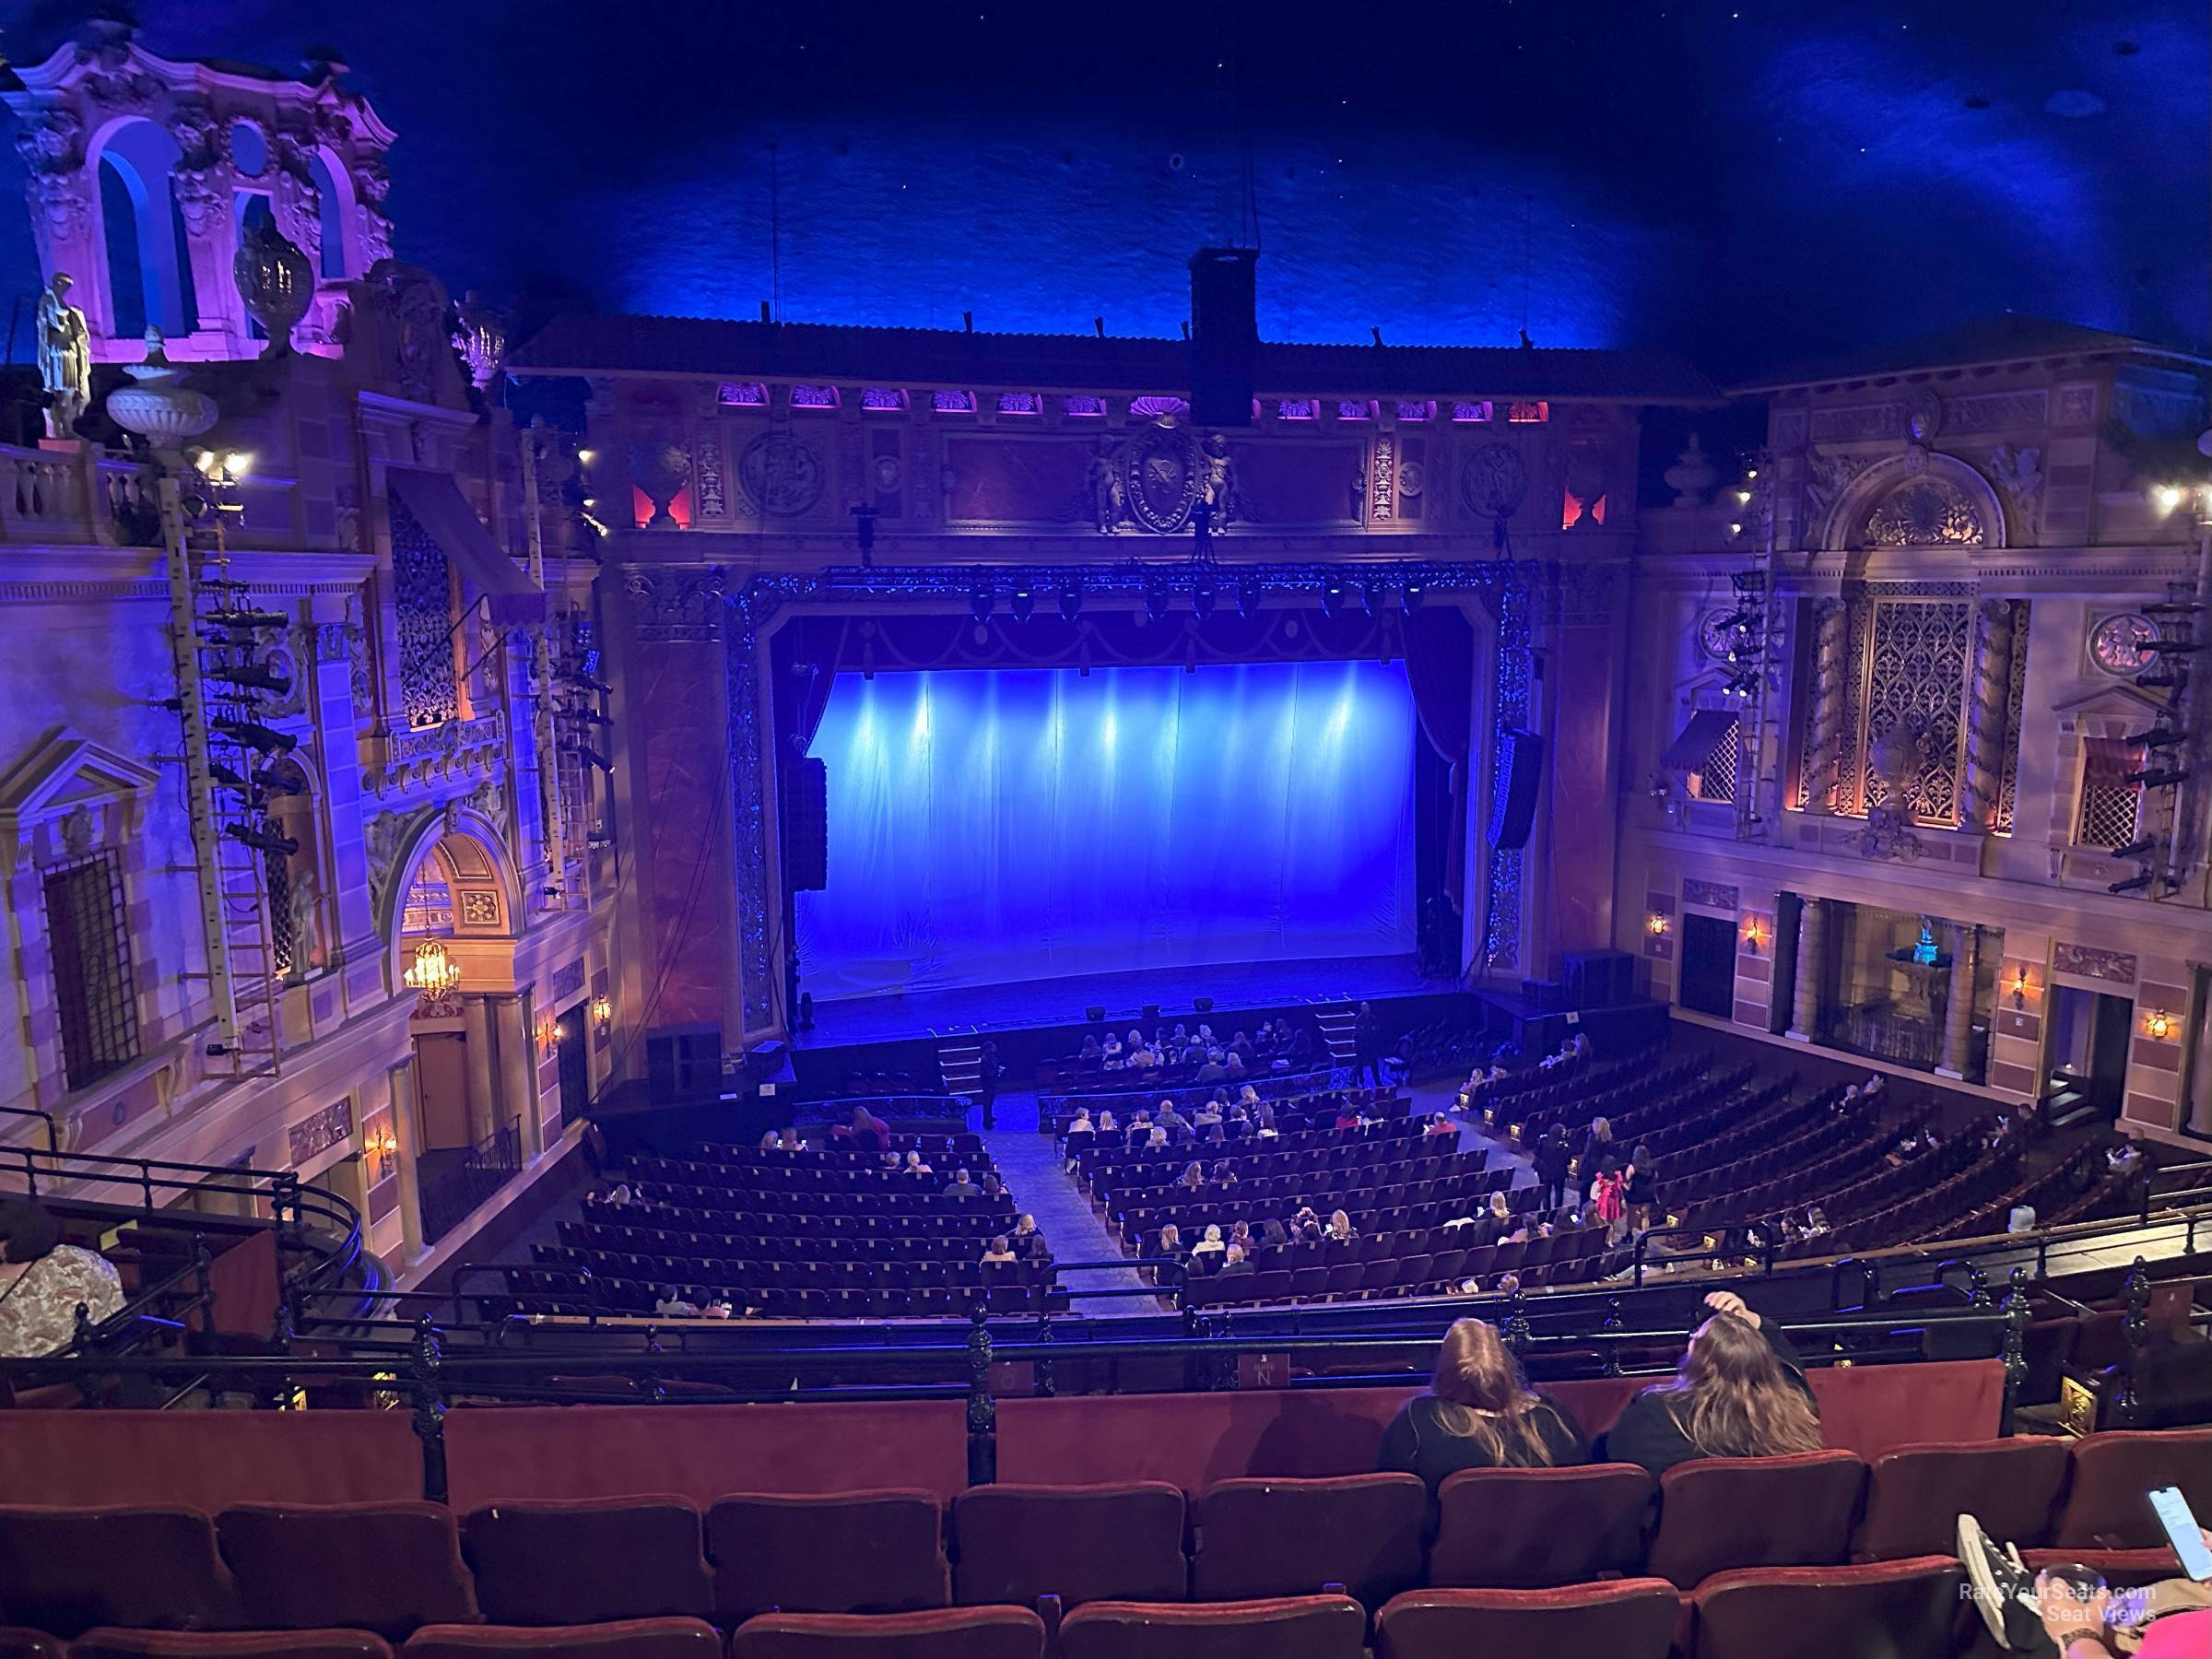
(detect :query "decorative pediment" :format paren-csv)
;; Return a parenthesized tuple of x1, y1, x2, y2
(2051, 683, 2164, 724)
(0, 727, 160, 828)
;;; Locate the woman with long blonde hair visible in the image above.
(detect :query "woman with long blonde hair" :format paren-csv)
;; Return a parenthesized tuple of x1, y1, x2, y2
(1600, 1290, 1822, 1477)
(1377, 1317, 1587, 1493)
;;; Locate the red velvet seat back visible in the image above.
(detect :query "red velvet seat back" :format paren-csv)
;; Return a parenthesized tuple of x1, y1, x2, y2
(1190, 1477, 1425, 1606)
(951, 1483, 1187, 1608)
(727, 1607, 1045, 1659)
(1689, 1557, 1966, 1659)
(461, 1499, 713, 1625)
(1647, 1453, 1867, 1590)
(0, 1413, 419, 1510)
(1852, 1440, 2069, 1560)
(1373, 1581, 1682, 1659)
(0, 1507, 233, 1638)
(1059, 1594, 1366, 1659)
(1429, 1465, 1654, 1588)
(1805, 1359, 2004, 1456)
(706, 1491, 949, 1618)
(2052, 1430, 2212, 1549)
(217, 1502, 479, 1640)
(71, 1635, 394, 1658)
(400, 1619, 724, 1657)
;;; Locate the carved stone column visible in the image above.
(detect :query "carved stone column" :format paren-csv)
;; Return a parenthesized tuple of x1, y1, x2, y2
(1938, 924, 1978, 1079)
(1787, 896, 1825, 1041)
(1961, 598, 2017, 830)
(1806, 600, 1851, 812)
(496, 994, 542, 1158)
(461, 995, 499, 1147)
(388, 1059, 425, 1265)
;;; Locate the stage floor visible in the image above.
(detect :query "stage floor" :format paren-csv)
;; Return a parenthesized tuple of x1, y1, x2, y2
(794, 953, 1437, 1047)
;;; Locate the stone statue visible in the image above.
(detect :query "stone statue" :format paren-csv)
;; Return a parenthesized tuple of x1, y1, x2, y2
(1987, 443, 2043, 503)
(286, 871, 322, 984)
(36, 272, 91, 438)
(1196, 431, 1235, 525)
(1088, 440, 1125, 533)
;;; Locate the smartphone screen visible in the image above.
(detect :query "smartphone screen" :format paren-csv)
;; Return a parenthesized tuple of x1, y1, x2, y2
(2149, 1486, 2212, 1582)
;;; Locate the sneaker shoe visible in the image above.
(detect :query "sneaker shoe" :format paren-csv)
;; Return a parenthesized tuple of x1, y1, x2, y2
(1959, 1512, 2041, 1650)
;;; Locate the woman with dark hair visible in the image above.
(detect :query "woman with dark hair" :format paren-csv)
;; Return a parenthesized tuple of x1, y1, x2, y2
(1623, 1144, 1660, 1234)
(1378, 1317, 1587, 1493)
(0, 1196, 123, 1358)
(1597, 1290, 1821, 1477)
(1533, 1124, 1572, 1213)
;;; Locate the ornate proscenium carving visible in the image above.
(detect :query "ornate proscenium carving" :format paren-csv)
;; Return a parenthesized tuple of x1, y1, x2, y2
(1859, 721, 1925, 861)
(1961, 597, 2018, 832)
(1805, 599, 1851, 812)
(626, 568, 726, 643)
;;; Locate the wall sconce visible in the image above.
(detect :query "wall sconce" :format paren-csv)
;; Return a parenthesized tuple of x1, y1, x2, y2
(537, 1015, 561, 1055)
(2010, 968, 2031, 1009)
(1742, 919, 1769, 957)
(2147, 1009, 2172, 1041)
(592, 994, 613, 1038)
(1646, 912, 1669, 936)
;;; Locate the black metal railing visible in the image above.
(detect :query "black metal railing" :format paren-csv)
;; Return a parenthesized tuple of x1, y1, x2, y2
(419, 1119, 523, 1247)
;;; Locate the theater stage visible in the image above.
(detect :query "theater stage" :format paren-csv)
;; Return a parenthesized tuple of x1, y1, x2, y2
(794, 953, 1436, 1047)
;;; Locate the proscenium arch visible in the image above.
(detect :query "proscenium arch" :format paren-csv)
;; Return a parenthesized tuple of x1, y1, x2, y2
(1817, 450, 2011, 559)
(379, 808, 521, 993)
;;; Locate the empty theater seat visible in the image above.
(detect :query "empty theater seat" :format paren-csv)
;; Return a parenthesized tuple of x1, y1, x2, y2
(401, 1620, 724, 1657)
(460, 1500, 714, 1626)
(217, 1502, 479, 1641)
(1646, 1453, 1867, 1589)
(1428, 1465, 1654, 1588)
(71, 1635, 394, 1659)
(0, 1507, 233, 1638)
(1689, 1558, 1966, 1659)
(1374, 1581, 1682, 1659)
(1189, 1477, 1425, 1606)
(1851, 1440, 2070, 1560)
(2047, 1430, 2212, 1549)
(951, 1483, 1187, 1610)
(728, 1607, 1046, 1659)
(1058, 1594, 1366, 1659)
(707, 1491, 949, 1618)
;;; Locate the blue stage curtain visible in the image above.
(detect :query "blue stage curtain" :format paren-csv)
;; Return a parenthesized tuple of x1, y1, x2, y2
(795, 660, 1418, 1000)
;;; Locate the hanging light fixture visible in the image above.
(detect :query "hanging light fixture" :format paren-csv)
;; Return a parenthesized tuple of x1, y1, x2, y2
(403, 938, 463, 1017)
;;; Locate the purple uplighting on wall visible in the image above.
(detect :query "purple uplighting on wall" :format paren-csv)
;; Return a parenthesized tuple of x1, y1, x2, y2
(932, 389, 976, 413)
(791, 384, 839, 408)
(1129, 395, 1190, 419)
(719, 382, 768, 406)
(1450, 399, 1493, 422)
(1395, 400, 1434, 421)
(1336, 400, 1375, 420)
(996, 392, 1040, 415)
(1276, 398, 1316, 420)
(1063, 394, 1106, 417)
(861, 386, 906, 411)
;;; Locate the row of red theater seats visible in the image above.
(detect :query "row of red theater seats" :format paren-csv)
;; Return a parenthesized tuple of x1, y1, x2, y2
(0, 1562, 2024, 1659)
(0, 1430, 2202, 1648)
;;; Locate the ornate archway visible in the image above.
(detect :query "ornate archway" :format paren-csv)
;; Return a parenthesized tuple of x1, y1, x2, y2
(376, 806, 519, 993)
(1818, 451, 2010, 557)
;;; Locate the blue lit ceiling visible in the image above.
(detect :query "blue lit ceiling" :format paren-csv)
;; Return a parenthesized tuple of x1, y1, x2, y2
(0, 0, 2202, 378)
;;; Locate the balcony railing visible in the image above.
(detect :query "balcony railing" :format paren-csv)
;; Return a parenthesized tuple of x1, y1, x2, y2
(0, 444, 161, 547)
(418, 1117, 523, 1246)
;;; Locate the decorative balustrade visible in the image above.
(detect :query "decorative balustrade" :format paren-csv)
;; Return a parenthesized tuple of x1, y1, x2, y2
(0, 444, 163, 547)
(363, 711, 509, 802)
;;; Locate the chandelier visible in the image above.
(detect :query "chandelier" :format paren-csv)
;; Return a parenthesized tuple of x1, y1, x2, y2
(403, 938, 463, 1017)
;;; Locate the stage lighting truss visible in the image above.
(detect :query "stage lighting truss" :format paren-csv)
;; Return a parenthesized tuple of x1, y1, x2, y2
(1716, 569, 1770, 703)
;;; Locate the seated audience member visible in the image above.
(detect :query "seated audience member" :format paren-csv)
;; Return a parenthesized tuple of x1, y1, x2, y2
(1096, 1107, 1117, 1135)
(703, 1296, 734, 1319)
(1079, 1034, 1102, 1063)
(1230, 1219, 1255, 1256)
(759, 1129, 782, 1151)
(1254, 1100, 1278, 1135)
(981, 1171, 1007, 1200)
(0, 1196, 124, 1358)
(1101, 1033, 1124, 1065)
(1177, 1159, 1206, 1193)
(1377, 1317, 1589, 1494)
(1425, 1112, 1458, 1140)
(1217, 1242, 1253, 1277)
(1212, 1161, 1239, 1190)
(1259, 1217, 1290, 1248)
(779, 1126, 805, 1151)
(1292, 1203, 1320, 1233)
(654, 1285, 700, 1319)
(1327, 1209, 1357, 1244)
(1596, 1290, 1820, 1477)
(1194, 1095, 1225, 1133)
(1157, 1101, 1194, 1143)
(1225, 1049, 1247, 1077)
(2008, 1204, 2038, 1233)
(842, 1104, 891, 1152)
(1125, 1110, 1153, 1149)
(1147, 1223, 1182, 1258)
(2108, 1137, 2145, 1176)
(1335, 1102, 1362, 1131)
(1481, 1188, 1513, 1243)
(981, 1237, 1017, 1265)
(1959, 1514, 2212, 1657)
(1147, 1124, 1171, 1150)
(905, 1149, 934, 1176)
(882, 1150, 905, 1171)
(1192, 1223, 1227, 1260)
(1196, 1051, 1229, 1083)
(943, 1168, 982, 1200)
(1299, 1218, 1325, 1245)
(1065, 1108, 1095, 1147)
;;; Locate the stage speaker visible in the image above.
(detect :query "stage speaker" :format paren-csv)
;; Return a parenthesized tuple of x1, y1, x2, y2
(1142, 1004, 1160, 1023)
(1086, 1005, 1106, 1023)
(1194, 995, 1214, 1013)
(1520, 977, 1562, 1012)
(1488, 729, 1544, 852)
(784, 758, 829, 891)
(1563, 947, 1636, 1009)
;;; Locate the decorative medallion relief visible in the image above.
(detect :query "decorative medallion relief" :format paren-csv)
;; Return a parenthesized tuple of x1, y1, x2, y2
(2053, 942, 2137, 986)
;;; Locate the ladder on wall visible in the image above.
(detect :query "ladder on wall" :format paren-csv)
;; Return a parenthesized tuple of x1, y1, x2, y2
(159, 474, 288, 1079)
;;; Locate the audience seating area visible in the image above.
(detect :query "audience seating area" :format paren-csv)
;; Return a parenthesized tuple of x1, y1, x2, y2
(1040, 1069, 1342, 1138)
(513, 1135, 1059, 1319)
(0, 1429, 2200, 1659)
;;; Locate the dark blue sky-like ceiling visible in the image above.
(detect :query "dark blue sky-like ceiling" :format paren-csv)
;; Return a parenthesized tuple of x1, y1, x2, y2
(0, 0, 2204, 379)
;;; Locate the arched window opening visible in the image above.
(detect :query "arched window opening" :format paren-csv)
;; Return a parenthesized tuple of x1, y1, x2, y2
(96, 119, 191, 337)
(98, 154, 147, 336)
(310, 150, 347, 278)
